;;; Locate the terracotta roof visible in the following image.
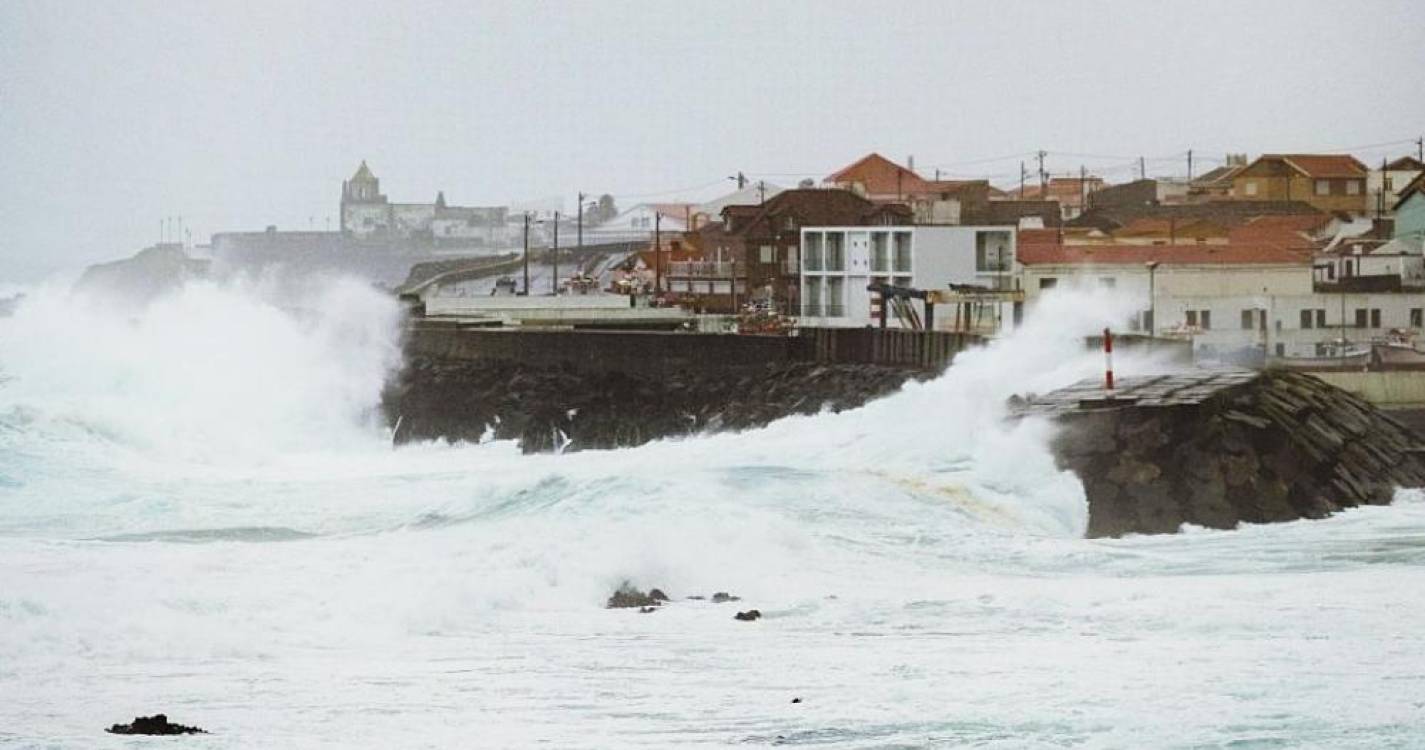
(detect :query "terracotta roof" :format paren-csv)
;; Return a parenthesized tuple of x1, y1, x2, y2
(1114, 217, 1228, 237)
(1257, 154, 1368, 178)
(724, 188, 909, 237)
(824, 153, 931, 196)
(1018, 242, 1313, 266)
(1228, 213, 1333, 242)
(1384, 156, 1425, 172)
(1192, 164, 1244, 187)
(1017, 228, 1061, 245)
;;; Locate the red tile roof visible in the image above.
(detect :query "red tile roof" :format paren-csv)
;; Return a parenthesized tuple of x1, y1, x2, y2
(1259, 154, 1368, 178)
(1018, 242, 1313, 266)
(825, 153, 930, 196)
(1227, 213, 1333, 242)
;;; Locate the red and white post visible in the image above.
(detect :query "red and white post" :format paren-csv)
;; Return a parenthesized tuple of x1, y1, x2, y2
(1103, 327, 1115, 393)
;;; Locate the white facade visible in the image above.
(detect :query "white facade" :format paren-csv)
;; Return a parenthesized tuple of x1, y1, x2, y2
(798, 226, 1015, 328)
(581, 204, 690, 245)
(1020, 259, 1425, 359)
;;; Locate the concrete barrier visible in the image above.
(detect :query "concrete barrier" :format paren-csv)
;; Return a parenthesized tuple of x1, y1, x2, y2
(404, 324, 983, 376)
(1310, 370, 1425, 406)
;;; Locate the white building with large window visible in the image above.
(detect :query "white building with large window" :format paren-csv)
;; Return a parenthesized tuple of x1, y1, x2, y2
(798, 226, 1015, 328)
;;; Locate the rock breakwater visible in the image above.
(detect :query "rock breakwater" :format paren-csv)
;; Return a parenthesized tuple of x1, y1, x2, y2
(384, 356, 927, 452)
(1031, 370, 1425, 536)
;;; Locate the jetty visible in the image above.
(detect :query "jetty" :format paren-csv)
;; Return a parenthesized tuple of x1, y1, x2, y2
(1015, 369, 1425, 537)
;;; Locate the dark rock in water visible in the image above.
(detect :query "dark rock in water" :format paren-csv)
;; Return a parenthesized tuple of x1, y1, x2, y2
(0, 294, 22, 318)
(791, 697, 802, 704)
(711, 591, 741, 603)
(74, 245, 209, 308)
(606, 582, 665, 609)
(734, 609, 762, 621)
(648, 588, 669, 602)
(106, 714, 206, 735)
(639, 606, 658, 614)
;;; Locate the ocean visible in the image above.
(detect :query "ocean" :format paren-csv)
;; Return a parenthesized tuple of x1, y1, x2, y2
(2, 279, 1423, 748)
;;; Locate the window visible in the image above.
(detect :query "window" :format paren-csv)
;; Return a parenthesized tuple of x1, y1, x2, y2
(826, 234, 845, 271)
(870, 233, 889, 272)
(1186, 310, 1198, 327)
(1347, 181, 1360, 195)
(760, 245, 776, 263)
(1200, 310, 1211, 330)
(1413, 308, 1424, 328)
(1355, 308, 1368, 328)
(892, 232, 912, 272)
(1316, 180, 1331, 196)
(1244, 181, 1258, 196)
(1371, 309, 1382, 328)
(975, 231, 1012, 273)
(1300, 309, 1314, 329)
(1187, 310, 1211, 329)
(803, 233, 824, 271)
(783, 216, 796, 230)
(1345, 259, 1354, 277)
(1385, 176, 1394, 191)
(1039, 277, 1058, 290)
(825, 277, 845, 318)
(1242, 310, 1255, 330)
(1316, 309, 1326, 328)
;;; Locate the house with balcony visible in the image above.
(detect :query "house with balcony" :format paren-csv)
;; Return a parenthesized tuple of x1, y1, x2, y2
(684, 189, 910, 314)
(798, 226, 1016, 329)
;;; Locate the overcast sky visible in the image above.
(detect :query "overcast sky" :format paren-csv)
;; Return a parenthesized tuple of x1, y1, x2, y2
(2, 0, 1422, 281)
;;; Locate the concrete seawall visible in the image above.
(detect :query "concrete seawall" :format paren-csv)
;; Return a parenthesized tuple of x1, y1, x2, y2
(386, 325, 980, 451)
(403, 323, 982, 377)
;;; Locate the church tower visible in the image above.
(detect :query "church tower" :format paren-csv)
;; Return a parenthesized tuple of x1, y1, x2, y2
(340, 161, 387, 234)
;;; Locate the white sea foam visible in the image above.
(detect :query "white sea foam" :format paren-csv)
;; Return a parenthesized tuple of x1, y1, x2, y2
(2, 280, 1423, 748)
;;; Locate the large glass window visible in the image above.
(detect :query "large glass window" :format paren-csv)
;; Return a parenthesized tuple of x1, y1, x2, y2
(892, 232, 912, 272)
(826, 277, 845, 318)
(826, 233, 845, 271)
(975, 231, 1012, 272)
(871, 233, 889, 272)
(804, 233, 824, 272)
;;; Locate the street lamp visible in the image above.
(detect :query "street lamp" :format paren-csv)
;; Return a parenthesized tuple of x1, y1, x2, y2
(1144, 260, 1160, 335)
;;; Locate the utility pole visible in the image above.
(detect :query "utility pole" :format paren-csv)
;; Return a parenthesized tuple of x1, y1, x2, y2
(1139, 156, 1146, 181)
(551, 210, 560, 295)
(1080, 164, 1087, 212)
(1019, 161, 1027, 196)
(758, 181, 767, 204)
(1418, 136, 1423, 162)
(1037, 150, 1047, 192)
(576, 191, 585, 251)
(1187, 149, 1194, 182)
(522, 213, 530, 295)
(737, 172, 747, 189)
(654, 213, 662, 297)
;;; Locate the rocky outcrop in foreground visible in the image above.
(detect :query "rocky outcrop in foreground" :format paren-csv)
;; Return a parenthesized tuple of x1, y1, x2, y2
(1043, 370, 1425, 537)
(384, 358, 927, 452)
(107, 714, 206, 735)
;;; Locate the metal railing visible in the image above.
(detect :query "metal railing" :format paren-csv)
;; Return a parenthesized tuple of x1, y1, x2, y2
(667, 261, 743, 278)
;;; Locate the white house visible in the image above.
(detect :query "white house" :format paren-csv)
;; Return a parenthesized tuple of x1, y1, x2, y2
(1367, 156, 1425, 216)
(1017, 242, 1425, 360)
(798, 225, 1016, 328)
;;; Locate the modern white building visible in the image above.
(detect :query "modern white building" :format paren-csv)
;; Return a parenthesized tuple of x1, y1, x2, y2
(798, 225, 1015, 328)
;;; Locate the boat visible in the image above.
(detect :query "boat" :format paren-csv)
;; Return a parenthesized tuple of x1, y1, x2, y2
(1371, 329, 1425, 365)
(1270, 339, 1371, 369)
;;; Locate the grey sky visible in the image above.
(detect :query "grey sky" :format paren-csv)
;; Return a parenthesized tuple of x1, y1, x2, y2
(2, 0, 1422, 281)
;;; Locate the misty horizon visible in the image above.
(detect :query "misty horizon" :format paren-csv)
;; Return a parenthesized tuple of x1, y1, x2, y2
(3, 0, 1424, 281)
